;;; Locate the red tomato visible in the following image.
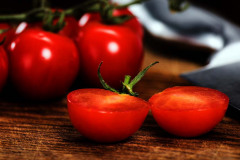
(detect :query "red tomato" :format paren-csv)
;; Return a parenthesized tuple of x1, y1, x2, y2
(15, 16, 78, 39)
(57, 16, 79, 39)
(149, 86, 229, 137)
(0, 23, 15, 49)
(8, 29, 80, 100)
(75, 20, 143, 89)
(0, 46, 8, 91)
(78, 8, 143, 38)
(67, 88, 149, 143)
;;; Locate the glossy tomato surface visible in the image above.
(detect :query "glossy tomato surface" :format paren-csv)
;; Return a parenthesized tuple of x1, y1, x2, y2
(78, 8, 143, 38)
(9, 29, 79, 100)
(14, 16, 78, 40)
(0, 23, 15, 49)
(0, 46, 8, 91)
(149, 86, 229, 137)
(67, 89, 149, 143)
(76, 21, 143, 89)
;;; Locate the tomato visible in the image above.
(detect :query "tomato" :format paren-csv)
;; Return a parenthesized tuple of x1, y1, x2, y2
(0, 23, 15, 49)
(0, 46, 8, 92)
(67, 88, 149, 143)
(75, 20, 143, 89)
(149, 86, 229, 137)
(8, 29, 80, 100)
(78, 8, 143, 38)
(15, 16, 78, 39)
(57, 16, 79, 39)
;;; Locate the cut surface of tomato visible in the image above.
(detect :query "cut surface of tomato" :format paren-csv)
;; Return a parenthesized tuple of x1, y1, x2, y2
(149, 86, 229, 137)
(67, 89, 149, 143)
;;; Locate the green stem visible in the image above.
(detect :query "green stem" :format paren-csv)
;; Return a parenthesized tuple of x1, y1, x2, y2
(0, 8, 50, 23)
(0, 14, 26, 22)
(115, 0, 146, 9)
(129, 61, 159, 87)
(122, 75, 131, 93)
(122, 61, 159, 96)
(97, 61, 120, 94)
(98, 61, 159, 97)
(64, 0, 105, 16)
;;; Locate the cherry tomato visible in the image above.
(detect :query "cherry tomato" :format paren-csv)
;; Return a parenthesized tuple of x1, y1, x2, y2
(8, 29, 80, 100)
(15, 16, 78, 39)
(0, 23, 15, 49)
(78, 8, 143, 38)
(0, 46, 8, 92)
(149, 86, 229, 137)
(75, 20, 143, 89)
(67, 88, 149, 143)
(57, 16, 79, 39)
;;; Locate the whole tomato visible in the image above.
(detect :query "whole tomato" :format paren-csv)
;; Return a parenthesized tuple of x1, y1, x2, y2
(0, 46, 8, 92)
(149, 86, 229, 137)
(8, 29, 80, 100)
(76, 20, 143, 89)
(78, 8, 143, 38)
(67, 88, 149, 143)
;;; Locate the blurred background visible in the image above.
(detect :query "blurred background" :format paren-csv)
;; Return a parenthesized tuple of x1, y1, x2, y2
(0, 0, 239, 25)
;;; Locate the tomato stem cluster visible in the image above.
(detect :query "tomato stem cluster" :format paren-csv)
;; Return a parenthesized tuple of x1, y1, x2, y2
(98, 61, 159, 97)
(0, 0, 187, 32)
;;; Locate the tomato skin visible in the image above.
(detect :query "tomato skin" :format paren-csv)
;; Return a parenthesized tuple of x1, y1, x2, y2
(67, 89, 149, 143)
(57, 16, 79, 39)
(76, 21, 143, 89)
(0, 23, 15, 49)
(0, 46, 8, 92)
(149, 86, 229, 137)
(15, 16, 79, 39)
(9, 29, 80, 100)
(78, 8, 143, 38)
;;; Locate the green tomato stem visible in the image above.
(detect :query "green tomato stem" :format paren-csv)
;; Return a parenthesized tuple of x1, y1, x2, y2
(97, 61, 120, 94)
(98, 61, 159, 97)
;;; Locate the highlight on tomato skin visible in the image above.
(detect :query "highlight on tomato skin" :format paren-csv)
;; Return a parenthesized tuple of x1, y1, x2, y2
(67, 88, 150, 143)
(149, 86, 229, 137)
(8, 29, 80, 100)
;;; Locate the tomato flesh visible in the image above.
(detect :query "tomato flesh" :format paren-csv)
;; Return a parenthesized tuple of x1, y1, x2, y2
(149, 86, 229, 137)
(67, 89, 149, 143)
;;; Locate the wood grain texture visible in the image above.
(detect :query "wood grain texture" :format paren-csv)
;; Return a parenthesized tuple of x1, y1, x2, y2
(0, 48, 239, 160)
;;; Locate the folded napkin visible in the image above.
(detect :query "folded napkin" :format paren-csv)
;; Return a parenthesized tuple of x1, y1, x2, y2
(128, 0, 240, 113)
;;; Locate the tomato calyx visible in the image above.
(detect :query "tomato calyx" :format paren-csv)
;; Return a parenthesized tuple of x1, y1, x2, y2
(42, 10, 66, 33)
(97, 0, 143, 25)
(98, 61, 159, 97)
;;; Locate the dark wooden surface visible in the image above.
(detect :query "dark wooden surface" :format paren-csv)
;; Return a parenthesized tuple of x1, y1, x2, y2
(0, 48, 240, 160)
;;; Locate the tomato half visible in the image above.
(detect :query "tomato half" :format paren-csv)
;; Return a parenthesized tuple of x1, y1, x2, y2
(0, 46, 8, 92)
(149, 86, 229, 137)
(75, 20, 143, 89)
(67, 89, 149, 143)
(9, 29, 80, 100)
